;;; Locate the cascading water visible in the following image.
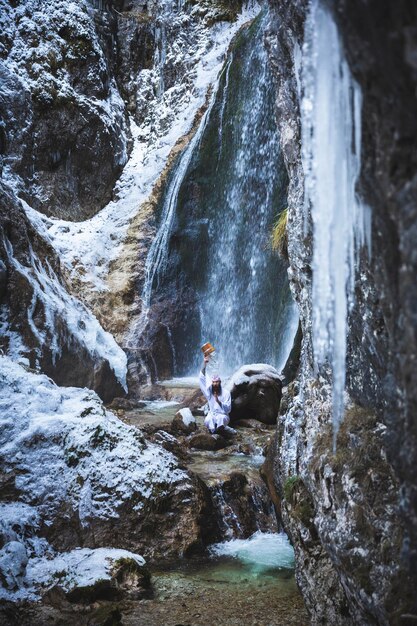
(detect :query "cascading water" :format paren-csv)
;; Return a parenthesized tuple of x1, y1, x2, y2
(300, 0, 372, 446)
(198, 12, 295, 375)
(145, 10, 299, 377)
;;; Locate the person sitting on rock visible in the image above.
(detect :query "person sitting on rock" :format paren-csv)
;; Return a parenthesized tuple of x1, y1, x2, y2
(199, 355, 232, 434)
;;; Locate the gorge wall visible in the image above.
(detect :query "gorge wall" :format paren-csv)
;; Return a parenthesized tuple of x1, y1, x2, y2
(1, 0, 417, 623)
(267, 0, 417, 623)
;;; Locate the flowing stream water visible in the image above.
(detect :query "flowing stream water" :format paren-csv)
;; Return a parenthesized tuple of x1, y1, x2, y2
(141, 10, 298, 378)
(119, 394, 308, 626)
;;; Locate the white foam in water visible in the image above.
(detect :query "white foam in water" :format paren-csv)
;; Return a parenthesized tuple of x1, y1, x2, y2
(300, 0, 371, 448)
(142, 400, 180, 409)
(210, 531, 295, 570)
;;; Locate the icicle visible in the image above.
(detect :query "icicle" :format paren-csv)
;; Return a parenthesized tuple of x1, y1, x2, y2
(300, 0, 371, 449)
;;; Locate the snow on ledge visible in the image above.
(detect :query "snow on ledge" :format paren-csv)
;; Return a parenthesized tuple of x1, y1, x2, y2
(0, 546, 146, 602)
(4, 236, 127, 389)
(226, 363, 283, 390)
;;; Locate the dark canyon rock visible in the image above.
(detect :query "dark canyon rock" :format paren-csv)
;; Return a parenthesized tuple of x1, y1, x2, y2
(0, 1, 130, 221)
(172, 408, 197, 435)
(188, 432, 230, 451)
(228, 364, 283, 425)
(0, 182, 125, 401)
(267, 0, 417, 623)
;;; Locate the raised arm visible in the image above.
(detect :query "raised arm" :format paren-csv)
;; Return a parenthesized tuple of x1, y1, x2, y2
(199, 356, 210, 400)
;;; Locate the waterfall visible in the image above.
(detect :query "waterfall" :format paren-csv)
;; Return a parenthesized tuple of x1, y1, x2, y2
(140, 10, 299, 380)
(156, 11, 298, 376)
(141, 94, 217, 311)
(197, 12, 297, 375)
(300, 0, 372, 447)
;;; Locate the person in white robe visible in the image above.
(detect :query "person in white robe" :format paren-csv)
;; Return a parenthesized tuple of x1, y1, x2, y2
(199, 356, 232, 433)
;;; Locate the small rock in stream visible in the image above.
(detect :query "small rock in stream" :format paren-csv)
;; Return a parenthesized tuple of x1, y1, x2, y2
(172, 408, 197, 434)
(188, 432, 230, 451)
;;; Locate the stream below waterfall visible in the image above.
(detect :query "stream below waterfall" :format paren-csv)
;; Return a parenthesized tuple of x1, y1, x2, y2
(116, 383, 309, 626)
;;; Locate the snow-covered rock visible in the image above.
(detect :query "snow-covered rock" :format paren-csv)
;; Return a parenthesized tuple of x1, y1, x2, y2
(0, 0, 129, 220)
(0, 541, 28, 591)
(0, 183, 127, 400)
(0, 356, 216, 581)
(227, 364, 283, 425)
(172, 408, 197, 434)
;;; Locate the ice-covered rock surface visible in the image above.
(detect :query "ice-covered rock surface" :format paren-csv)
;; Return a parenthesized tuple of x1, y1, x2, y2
(0, 0, 129, 221)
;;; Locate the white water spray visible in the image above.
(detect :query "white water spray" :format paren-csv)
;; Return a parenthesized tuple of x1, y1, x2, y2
(301, 0, 371, 447)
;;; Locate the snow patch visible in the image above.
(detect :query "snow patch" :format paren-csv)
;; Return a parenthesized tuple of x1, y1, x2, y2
(27, 547, 145, 595)
(3, 236, 127, 389)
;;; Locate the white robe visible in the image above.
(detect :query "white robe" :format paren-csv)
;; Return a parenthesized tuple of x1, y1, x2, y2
(199, 370, 231, 432)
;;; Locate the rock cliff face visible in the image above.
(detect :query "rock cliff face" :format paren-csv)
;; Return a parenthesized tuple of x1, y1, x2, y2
(0, 181, 126, 400)
(0, 0, 129, 221)
(267, 0, 417, 623)
(0, 0, 248, 395)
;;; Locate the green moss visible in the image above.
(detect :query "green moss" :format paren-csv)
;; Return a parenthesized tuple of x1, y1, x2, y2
(112, 557, 151, 589)
(271, 208, 288, 258)
(283, 475, 301, 504)
(293, 500, 314, 526)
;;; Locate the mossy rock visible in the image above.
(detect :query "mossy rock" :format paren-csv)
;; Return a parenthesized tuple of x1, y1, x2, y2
(111, 557, 151, 590)
(283, 475, 315, 528)
(283, 475, 301, 503)
(66, 578, 122, 604)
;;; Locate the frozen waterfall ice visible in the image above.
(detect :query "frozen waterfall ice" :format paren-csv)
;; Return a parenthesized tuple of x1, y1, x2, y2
(301, 0, 372, 448)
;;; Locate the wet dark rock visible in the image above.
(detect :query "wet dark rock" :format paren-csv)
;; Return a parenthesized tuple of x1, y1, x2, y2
(108, 398, 145, 411)
(228, 364, 283, 425)
(172, 408, 197, 435)
(188, 432, 230, 451)
(281, 321, 302, 385)
(260, 435, 281, 519)
(0, 2, 130, 221)
(151, 431, 186, 459)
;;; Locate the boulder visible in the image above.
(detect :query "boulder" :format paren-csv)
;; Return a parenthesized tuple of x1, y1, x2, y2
(188, 433, 230, 451)
(172, 408, 197, 434)
(227, 364, 283, 425)
(0, 541, 28, 590)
